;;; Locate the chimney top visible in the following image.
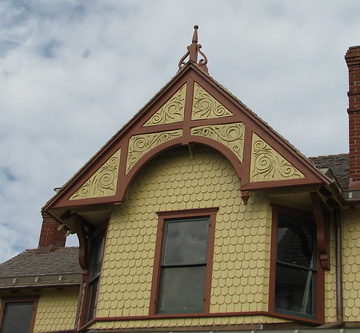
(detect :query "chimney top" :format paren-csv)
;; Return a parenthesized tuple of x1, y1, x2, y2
(346, 45, 360, 189)
(38, 212, 66, 248)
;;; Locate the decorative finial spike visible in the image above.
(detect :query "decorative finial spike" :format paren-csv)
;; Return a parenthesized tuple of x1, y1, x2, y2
(192, 25, 199, 43)
(178, 25, 208, 74)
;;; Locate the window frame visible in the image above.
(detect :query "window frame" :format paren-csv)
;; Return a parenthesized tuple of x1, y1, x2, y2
(149, 208, 218, 316)
(269, 205, 324, 324)
(0, 297, 38, 333)
(80, 222, 107, 326)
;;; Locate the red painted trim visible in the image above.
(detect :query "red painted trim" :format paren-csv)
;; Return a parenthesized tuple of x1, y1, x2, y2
(77, 317, 96, 331)
(149, 214, 165, 315)
(0, 283, 80, 291)
(36, 330, 76, 333)
(183, 73, 195, 141)
(241, 178, 323, 191)
(240, 126, 252, 185)
(310, 192, 330, 271)
(78, 220, 108, 327)
(268, 207, 277, 314)
(87, 309, 322, 325)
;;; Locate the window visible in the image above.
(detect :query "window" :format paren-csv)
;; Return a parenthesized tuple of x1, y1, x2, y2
(150, 208, 217, 315)
(0, 299, 36, 333)
(85, 232, 105, 323)
(271, 206, 319, 320)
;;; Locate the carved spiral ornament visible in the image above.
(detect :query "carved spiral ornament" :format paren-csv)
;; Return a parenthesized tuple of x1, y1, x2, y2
(192, 83, 233, 120)
(144, 85, 186, 126)
(250, 135, 303, 182)
(70, 150, 121, 200)
(126, 130, 183, 173)
(191, 123, 245, 162)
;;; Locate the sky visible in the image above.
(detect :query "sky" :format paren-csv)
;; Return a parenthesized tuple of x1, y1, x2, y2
(1, 0, 360, 262)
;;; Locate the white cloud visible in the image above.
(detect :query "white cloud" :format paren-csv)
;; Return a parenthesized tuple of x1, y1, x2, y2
(0, 0, 359, 262)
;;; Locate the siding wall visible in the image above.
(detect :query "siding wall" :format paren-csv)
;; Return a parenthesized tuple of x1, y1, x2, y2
(33, 287, 78, 332)
(341, 207, 360, 322)
(324, 220, 337, 322)
(94, 145, 288, 330)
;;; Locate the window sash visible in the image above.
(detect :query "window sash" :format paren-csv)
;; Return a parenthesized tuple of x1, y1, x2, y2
(275, 262, 316, 317)
(158, 265, 206, 314)
(157, 216, 210, 314)
(1, 301, 35, 333)
(84, 231, 105, 323)
(272, 206, 318, 320)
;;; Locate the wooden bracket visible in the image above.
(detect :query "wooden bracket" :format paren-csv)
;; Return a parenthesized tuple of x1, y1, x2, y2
(310, 192, 330, 270)
(241, 190, 251, 205)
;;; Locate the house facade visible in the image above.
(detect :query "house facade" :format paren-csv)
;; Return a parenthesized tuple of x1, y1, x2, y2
(1, 27, 360, 333)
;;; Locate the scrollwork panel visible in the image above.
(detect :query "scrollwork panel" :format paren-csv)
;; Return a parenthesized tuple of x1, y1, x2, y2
(190, 123, 245, 162)
(143, 85, 186, 126)
(250, 134, 304, 182)
(192, 82, 233, 120)
(70, 149, 121, 200)
(126, 130, 183, 173)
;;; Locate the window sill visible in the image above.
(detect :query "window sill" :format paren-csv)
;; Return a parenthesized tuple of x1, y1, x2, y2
(85, 310, 323, 325)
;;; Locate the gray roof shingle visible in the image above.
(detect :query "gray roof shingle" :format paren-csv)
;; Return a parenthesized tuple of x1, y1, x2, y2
(309, 153, 349, 191)
(0, 247, 81, 288)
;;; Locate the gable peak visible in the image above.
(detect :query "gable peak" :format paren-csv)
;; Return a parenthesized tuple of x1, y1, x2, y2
(178, 25, 209, 74)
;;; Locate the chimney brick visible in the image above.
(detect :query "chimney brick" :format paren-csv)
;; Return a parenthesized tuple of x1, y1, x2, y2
(38, 212, 66, 248)
(346, 46, 360, 189)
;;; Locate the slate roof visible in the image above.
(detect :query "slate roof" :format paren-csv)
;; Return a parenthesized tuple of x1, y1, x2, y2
(309, 153, 349, 191)
(0, 247, 81, 288)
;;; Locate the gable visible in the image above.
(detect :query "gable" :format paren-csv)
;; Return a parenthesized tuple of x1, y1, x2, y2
(44, 63, 329, 213)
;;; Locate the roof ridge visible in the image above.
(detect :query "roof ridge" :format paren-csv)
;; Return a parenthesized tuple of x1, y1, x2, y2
(25, 246, 79, 251)
(309, 153, 349, 159)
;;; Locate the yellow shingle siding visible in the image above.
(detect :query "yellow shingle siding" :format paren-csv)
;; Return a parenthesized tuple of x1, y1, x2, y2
(324, 220, 337, 322)
(90, 315, 286, 330)
(342, 208, 360, 322)
(96, 146, 281, 328)
(33, 288, 79, 333)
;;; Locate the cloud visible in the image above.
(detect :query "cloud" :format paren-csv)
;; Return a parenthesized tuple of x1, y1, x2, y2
(0, 0, 359, 262)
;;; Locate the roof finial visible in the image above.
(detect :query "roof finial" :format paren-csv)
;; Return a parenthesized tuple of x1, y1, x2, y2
(178, 25, 208, 73)
(192, 25, 199, 44)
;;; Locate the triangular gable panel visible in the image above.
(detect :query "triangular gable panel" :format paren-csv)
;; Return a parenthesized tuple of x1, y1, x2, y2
(44, 63, 329, 213)
(69, 149, 121, 200)
(190, 123, 245, 162)
(250, 133, 304, 182)
(192, 83, 233, 120)
(126, 130, 183, 173)
(143, 84, 186, 126)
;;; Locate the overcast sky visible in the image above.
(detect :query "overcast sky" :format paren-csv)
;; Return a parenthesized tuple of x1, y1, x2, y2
(1, 0, 359, 262)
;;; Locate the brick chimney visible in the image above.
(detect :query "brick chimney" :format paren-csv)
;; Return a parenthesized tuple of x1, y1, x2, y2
(38, 212, 66, 248)
(346, 46, 360, 189)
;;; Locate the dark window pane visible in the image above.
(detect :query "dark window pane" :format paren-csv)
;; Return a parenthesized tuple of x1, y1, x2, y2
(163, 218, 209, 265)
(2, 302, 34, 333)
(89, 236, 104, 279)
(158, 266, 205, 314)
(277, 215, 314, 268)
(87, 280, 99, 322)
(275, 264, 315, 316)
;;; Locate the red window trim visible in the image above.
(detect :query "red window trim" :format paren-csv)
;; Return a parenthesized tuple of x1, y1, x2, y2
(0, 297, 39, 333)
(269, 204, 325, 324)
(79, 220, 108, 327)
(149, 207, 218, 316)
